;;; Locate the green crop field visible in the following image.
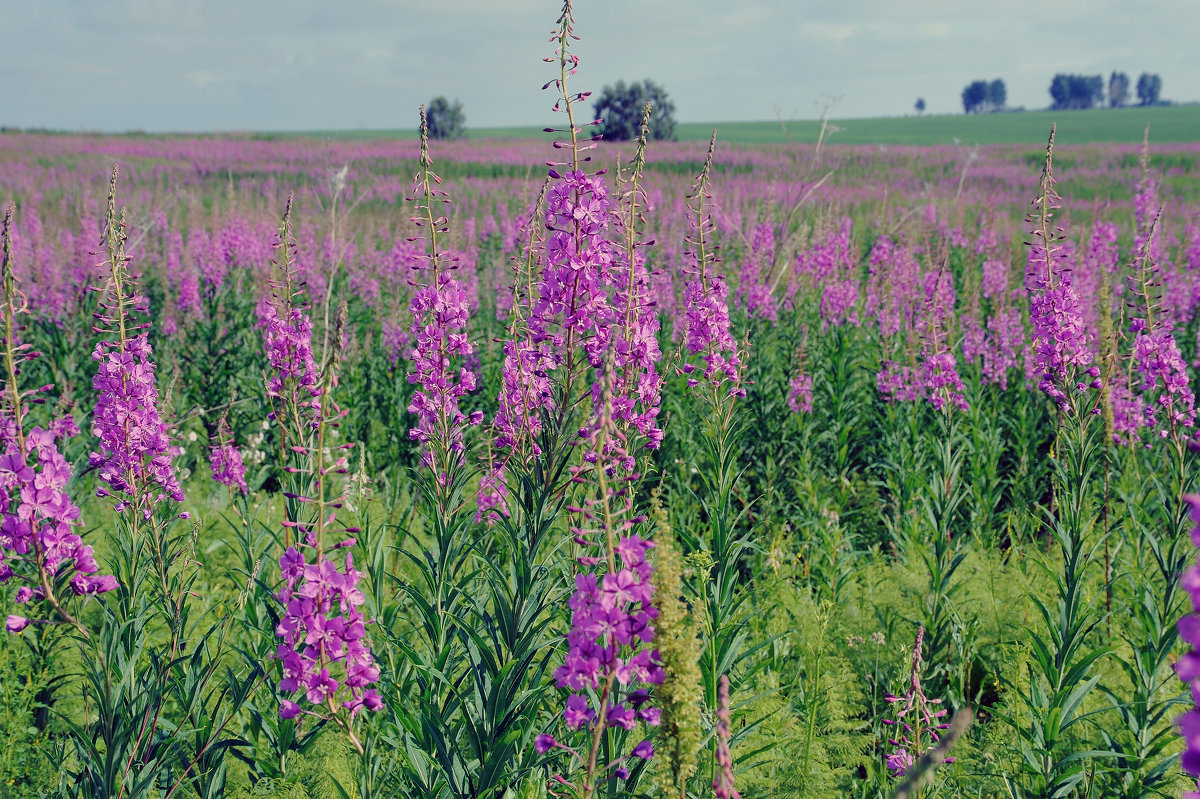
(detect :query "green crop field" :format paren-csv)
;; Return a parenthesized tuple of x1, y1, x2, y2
(272, 103, 1200, 147)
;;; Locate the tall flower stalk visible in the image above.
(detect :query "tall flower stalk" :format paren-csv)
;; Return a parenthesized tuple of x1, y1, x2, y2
(61, 166, 258, 797)
(1000, 127, 1111, 799)
(0, 203, 115, 638)
(263, 195, 380, 753)
(882, 627, 953, 786)
(406, 105, 480, 495)
(610, 103, 665, 453)
(537, 375, 661, 798)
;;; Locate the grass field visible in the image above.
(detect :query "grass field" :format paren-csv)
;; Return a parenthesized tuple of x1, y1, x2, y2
(275, 103, 1200, 147)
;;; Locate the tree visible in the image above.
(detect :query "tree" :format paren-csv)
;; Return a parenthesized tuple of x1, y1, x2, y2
(1109, 71, 1130, 107)
(1136, 73, 1162, 106)
(593, 79, 676, 141)
(915, 98, 926, 114)
(425, 96, 466, 140)
(1048, 74, 1103, 110)
(962, 79, 1005, 114)
(962, 81, 988, 114)
(989, 79, 1007, 110)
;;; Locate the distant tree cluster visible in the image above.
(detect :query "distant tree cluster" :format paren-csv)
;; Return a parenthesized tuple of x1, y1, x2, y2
(1049, 74, 1104, 110)
(961, 79, 1006, 114)
(1136, 73, 1163, 105)
(1108, 72, 1130, 107)
(1051, 72, 1162, 110)
(426, 96, 466, 140)
(593, 79, 677, 141)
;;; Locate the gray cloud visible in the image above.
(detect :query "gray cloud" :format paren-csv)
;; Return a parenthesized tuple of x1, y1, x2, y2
(0, 0, 1193, 132)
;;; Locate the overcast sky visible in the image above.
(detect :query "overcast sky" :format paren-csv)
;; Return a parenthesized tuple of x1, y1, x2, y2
(0, 0, 1193, 133)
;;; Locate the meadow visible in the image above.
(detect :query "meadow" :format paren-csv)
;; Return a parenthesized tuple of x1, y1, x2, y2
(264, 103, 1200, 147)
(0, 10, 1198, 799)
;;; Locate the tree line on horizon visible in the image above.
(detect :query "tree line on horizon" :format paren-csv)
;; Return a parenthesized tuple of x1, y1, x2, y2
(425, 67, 1169, 143)
(958, 71, 1164, 115)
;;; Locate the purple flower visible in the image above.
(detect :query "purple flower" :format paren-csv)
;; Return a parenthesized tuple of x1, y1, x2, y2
(1176, 496, 1200, 786)
(564, 693, 595, 730)
(736, 222, 778, 320)
(883, 627, 953, 778)
(275, 547, 382, 718)
(90, 333, 184, 512)
(406, 269, 476, 472)
(713, 675, 742, 799)
(209, 439, 248, 495)
(258, 298, 320, 424)
(788, 370, 814, 414)
(551, 419, 660, 766)
(0, 421, 118, 619)
(5, 615, 28, 633)
(1024, 131, 1097, 411)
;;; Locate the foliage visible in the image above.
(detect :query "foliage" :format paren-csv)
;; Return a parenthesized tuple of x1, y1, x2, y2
(425, 97, 466, 141)
(1135, 73, 1163, 106)
(962, 79, 1007, 114)
(1049, 74, 1104, 110)
(593, 80, 677, 141)
(1109, 72, 1130, 108)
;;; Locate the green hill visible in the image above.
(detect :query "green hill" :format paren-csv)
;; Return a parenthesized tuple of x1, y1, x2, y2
(280, 104, 1199, 147)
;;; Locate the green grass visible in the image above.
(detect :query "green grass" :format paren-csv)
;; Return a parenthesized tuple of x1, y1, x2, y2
(269, 104, 1200, 147)
(675, 104, 1200, 146)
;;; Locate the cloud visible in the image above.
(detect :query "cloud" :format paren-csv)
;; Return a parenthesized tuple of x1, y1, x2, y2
(799, 22, 858, 44)
(187, 70, 219, 89)
(917, 21, 953, 38)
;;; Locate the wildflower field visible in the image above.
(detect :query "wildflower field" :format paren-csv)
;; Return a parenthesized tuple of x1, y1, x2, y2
(1, 9, 1199, 799)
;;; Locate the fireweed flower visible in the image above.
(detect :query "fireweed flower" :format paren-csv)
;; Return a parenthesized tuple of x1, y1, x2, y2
(982, 306, 1025, 390)
(917, 270, 968, 413)
(713, 675, 742, 799)
(1174, 496, 1200, 792)
(877, 267, 968, 412)
(479, 186, 555, 523)
(883, 627, 953, 778)
(533, 12, 659, 792)
(1025, 126, 1099, 413)
(1130, 326, 1196, 439)
(406, 109, 480, 482)
(275, 547, 382, 719)
(491, 183, 554, 458)
(610, 110, 665, 451)
(544, 407, 662, 790)
(257, 295, 320, 431)
(1124, 211, 1196, 442)
(0, 422, 117, 601)
(865, 236, 923, 339)
(788, 370, 814, 414)
(681, 132, 743, 394)
(530, 168, 617, 378)
(736, 222, 778, 321)
(0, 203, 115, 636)
(91, 334, 183, 513)
(89, 170, 183, 516)
(209, 416, 248, 495)
(877, 361, 924, 404)
(787, 339, 814, 414)
(809, 217, 860, 328)
(262, 197, 381, 744)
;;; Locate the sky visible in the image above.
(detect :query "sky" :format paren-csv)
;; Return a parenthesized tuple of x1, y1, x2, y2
(0, 0, 1194, 133)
